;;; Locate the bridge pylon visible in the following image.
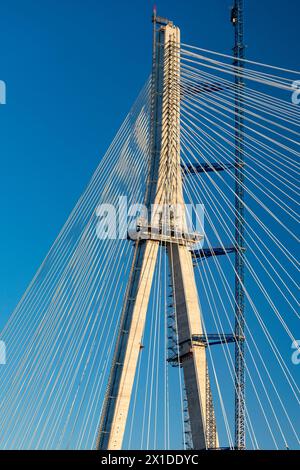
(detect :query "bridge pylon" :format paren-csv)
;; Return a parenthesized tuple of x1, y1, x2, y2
(96, 14, 218, 450)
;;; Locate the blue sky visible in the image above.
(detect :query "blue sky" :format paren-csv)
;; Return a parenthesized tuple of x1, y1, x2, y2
(0, 0, 299, 449)
(0, 0, 299, 325)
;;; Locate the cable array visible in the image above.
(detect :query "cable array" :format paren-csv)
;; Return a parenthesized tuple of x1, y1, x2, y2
(0, 79, 152, 449)
(0, 41, 299, 450)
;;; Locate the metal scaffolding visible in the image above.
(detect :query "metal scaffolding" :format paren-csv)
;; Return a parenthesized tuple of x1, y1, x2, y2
(232, 0, 246, 450)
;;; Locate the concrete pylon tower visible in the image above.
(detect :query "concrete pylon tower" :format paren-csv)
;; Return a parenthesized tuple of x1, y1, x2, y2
(96, 14, 218, 450)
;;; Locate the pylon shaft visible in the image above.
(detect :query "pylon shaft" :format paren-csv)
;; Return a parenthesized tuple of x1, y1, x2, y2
(96, 18, 218, 450)
(168, 243, 216, 449)
(96, 239, 159, 450)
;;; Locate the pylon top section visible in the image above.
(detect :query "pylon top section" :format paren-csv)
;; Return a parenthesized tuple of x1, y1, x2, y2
(152, 7, 173, 26)
(146, 12, 189, 244)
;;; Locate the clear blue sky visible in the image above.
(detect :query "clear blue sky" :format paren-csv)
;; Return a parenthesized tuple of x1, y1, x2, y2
(0, 0, 299, 449)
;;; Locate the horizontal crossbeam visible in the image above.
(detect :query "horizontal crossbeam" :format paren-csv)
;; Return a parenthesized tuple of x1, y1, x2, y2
(193, 334, 244, 346)
(168, 334, 244, 365)
(192, 246, 238, 260)
(128, 221, 203, 247)
(182, 161, 245, 175)
(181, 82, 226, 97)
